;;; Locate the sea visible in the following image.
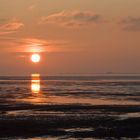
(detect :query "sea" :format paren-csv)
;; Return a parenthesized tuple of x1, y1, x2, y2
(0, 75, 140, 140)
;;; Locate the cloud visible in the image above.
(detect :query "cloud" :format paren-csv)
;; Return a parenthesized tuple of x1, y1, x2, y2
(0, 31, 17, 35)
(20, 38, 68, 53)
(0, 18, 24, 35)
(40, 10, 101, 27)
(0, 37, 67, 53)
(121, 17, 140, 31)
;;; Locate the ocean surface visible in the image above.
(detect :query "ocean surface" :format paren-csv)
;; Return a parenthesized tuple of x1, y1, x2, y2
(0, 75, 140, 140)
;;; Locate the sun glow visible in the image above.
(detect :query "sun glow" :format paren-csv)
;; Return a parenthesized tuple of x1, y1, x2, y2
(31, 54, 40, 63)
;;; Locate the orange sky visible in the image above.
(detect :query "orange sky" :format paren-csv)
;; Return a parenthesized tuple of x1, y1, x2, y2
(0, 0, 140, 75)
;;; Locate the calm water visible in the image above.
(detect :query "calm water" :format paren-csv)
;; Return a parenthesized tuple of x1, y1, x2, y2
(0, 75, 140, 106)
(0, 75, 140, 139)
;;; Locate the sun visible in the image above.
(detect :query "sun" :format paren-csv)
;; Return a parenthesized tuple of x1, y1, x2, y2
(31, 54, 40, 63)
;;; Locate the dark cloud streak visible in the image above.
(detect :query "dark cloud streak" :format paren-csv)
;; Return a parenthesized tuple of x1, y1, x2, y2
(121, 17, 140, 31)
(40, 11, 101, 27)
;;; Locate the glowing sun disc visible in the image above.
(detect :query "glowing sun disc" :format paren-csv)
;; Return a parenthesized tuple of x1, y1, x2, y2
(31, 54, 40, 63)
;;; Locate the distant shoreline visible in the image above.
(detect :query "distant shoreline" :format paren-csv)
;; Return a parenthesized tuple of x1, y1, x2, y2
(1, 73, 140, 77)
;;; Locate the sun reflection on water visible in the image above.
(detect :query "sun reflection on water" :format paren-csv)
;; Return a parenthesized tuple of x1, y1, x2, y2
(31, 74, 40, 94)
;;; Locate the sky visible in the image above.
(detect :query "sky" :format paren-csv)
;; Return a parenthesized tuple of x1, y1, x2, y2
(0, 0, 140, 75)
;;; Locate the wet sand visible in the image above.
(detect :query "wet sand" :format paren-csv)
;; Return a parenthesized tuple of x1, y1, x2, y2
(0, 104, 140, 139)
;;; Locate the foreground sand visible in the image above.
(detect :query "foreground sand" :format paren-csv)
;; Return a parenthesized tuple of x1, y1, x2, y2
(0, 104, 140, 139)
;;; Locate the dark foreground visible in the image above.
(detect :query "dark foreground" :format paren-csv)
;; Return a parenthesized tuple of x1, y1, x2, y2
(0, 104, 140, 139)
(0, 75, 140, 139)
